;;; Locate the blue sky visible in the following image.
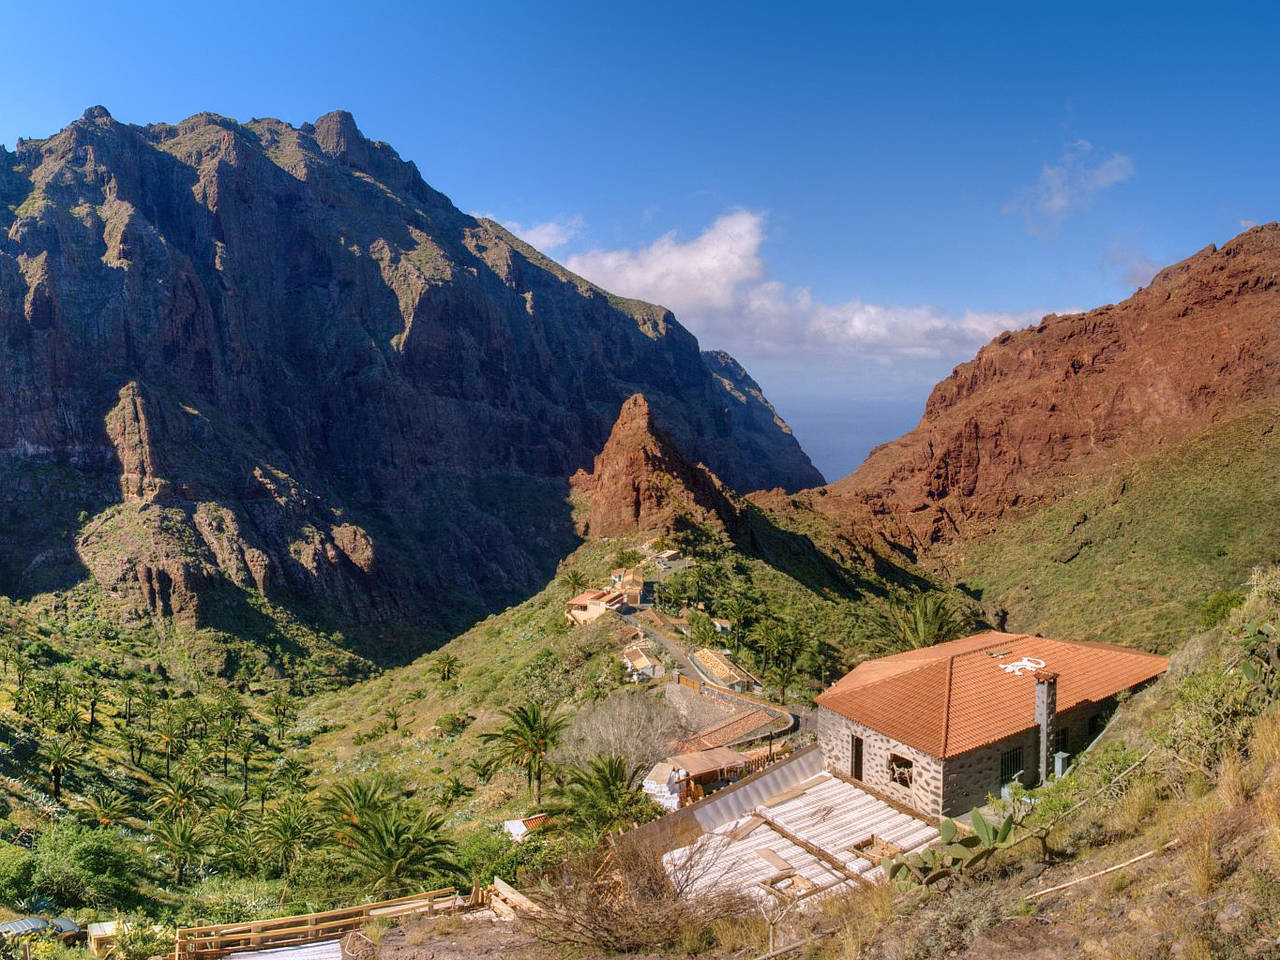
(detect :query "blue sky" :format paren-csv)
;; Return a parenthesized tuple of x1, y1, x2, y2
(4, 1, 1278, 480)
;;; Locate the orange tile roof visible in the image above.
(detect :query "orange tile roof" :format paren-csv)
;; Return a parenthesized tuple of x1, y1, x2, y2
(568, 589, 606, 606)
(815, 632, 1168, 759)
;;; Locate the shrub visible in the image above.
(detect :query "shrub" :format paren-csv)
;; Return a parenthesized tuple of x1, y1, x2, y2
(1156, 667, 1258, 781)
(114, 916, 172, 960)
(0, 841, 36, 905)
(453, 828, 562, 888)
(32, 822, 144, 909)
(436, 712, 470, 738)
(1200, 590, 1244, 629)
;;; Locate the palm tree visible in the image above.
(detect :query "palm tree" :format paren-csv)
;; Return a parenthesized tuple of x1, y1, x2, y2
(209, 788, 250, 839)
(150, 816, 207, 885)
(437, 653, 460, 682)
(155, 709, 183, 777)
(434, 775, 471, 807)
(539, 754, 654, 840)
(767, 624, 805, 704)
(77, 673, 107, 735)
(385, 705, 403, 731)
(119, 677, 140, 724)
(870, 592, 972, 652)
(213, 714, 239, 778)
(340, 807, 457, 896)
(261, 797, 313, 876)
(479, 702, 570, 803)
(558, 570, 589, 595)
(238, 736, 258, 795)
(119, 726, 148, 767)
(137, 686, 160, 730)
(687, 611, 717, 649)
(81, 788, 131, 828)
(267, 689, 295, 744)
(321, 775, 392, 839)
(44, 737, 80, 801)
(718, 595, 753, 655)
(45, 665, 70, 712)
(148, 769, 209, 821)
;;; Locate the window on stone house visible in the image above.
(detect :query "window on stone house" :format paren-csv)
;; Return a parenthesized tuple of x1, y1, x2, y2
(889, 754, 914, 787)
(1000, 746, 1024, 785)
(1054, 727, 1070, 755)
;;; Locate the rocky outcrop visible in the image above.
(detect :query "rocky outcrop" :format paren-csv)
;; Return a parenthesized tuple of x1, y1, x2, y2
(0, 107, 820, 651)
(811, 224, 1280, 551)
(570, 394, 739, 538)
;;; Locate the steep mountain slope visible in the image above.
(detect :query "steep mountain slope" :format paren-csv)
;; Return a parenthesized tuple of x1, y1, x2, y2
(0, 107, 820, 666)
(810, 224, 1280, 552)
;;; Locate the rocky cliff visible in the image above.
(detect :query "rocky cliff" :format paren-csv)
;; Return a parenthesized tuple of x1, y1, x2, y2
(569, 393, 739, 538)
(0, 107, 820, 659)
(808, 224, 1280, 552)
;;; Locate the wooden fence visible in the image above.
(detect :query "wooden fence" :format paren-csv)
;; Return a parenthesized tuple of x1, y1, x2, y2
(173, 887, 471, 960)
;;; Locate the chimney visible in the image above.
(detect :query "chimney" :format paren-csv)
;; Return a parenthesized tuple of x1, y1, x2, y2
(1034, 670, 1058, 784)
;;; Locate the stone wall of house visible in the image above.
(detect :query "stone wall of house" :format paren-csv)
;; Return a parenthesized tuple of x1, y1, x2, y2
(940, 696, 1120, 816)
(818, 696, 1123, 818)
(940, 728, 1040, 816)
(815, 707, 945, 815)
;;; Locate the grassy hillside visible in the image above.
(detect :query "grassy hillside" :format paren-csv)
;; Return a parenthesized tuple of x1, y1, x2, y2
(940, 403, 1280, 651)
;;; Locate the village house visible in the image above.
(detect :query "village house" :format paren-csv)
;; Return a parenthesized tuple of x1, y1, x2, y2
(643, 746, 749, 810)
(710, 617, 733, 634)
(693, 647, 759, 693)
(609, 567, 647, 604)
(622, 642, 663, 681)
(814, 631, 1169, 816)
(564, 587, 630, 626)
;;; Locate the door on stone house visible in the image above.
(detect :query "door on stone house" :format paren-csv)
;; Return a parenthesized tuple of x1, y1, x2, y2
(850, 734, 864, 780)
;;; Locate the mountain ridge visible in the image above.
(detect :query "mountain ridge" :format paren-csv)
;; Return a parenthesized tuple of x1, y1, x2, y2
(796, 223, 1280, 553)
(0, 106, 820, 667)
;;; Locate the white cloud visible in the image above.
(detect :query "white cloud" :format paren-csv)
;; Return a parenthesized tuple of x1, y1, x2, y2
(1241, 219, 1258, 229)
(1109, 252, 1160, 288)
(1005, 140, 1135, 233)
(566, 210, 1046, 363)
(486, 214, 584, 251)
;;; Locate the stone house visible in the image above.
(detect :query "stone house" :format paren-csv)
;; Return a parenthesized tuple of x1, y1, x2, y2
(814, 632, 1168, 817)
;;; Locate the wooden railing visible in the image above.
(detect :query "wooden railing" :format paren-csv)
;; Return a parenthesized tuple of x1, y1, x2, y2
(174, 887, 469, 960)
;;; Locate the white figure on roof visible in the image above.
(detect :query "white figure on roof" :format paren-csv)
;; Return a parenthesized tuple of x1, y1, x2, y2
(999, 656, 1046, 676)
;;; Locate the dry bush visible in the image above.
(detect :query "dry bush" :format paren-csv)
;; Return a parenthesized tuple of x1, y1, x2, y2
(1217, 750, 1247, 807)
(1106, 776, 1162, 837)
(1249, 709, 1280, 773)
(523, 832, 751, 954)
(554, 687, 695, 771)
(1182, 815, 1218, 896)
(1261, 784, 1280, 866)
(708, 912, 769, 954)
(813, 882, 896, 959)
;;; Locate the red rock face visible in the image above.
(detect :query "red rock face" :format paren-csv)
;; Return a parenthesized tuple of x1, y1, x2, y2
(816, 225, 1280, 551)
(570, 394, 739, 538)
(0, 107, 820, 647)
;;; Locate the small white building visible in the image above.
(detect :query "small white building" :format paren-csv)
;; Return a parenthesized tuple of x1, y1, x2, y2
(622, 643, 663, 682)
(642, 747, 749, 810)
(502, 813, 550, 842)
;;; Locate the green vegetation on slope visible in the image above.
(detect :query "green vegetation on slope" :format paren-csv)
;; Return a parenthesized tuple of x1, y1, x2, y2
(945, 404, 1280, 651)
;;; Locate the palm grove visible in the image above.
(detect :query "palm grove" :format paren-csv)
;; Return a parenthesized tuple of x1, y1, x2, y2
(0, 625, 663, 937)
